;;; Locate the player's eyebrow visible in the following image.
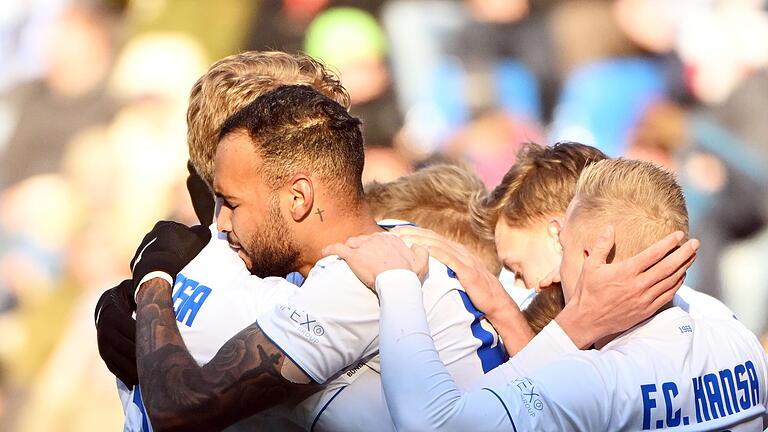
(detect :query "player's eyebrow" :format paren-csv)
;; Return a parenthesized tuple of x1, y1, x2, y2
(213, 190, 238, 203)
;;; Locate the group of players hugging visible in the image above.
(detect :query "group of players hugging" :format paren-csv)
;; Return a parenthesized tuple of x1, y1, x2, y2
(93, 51, 768, 432)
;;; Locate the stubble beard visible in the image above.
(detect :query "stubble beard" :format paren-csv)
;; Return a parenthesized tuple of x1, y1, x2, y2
(242, 195, 300, 278)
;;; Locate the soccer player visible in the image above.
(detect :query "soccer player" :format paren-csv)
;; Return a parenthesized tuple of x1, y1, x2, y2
(125, 84, 509, 431)
(394, 142, 732, 341)
(99, 51, 500, 432)
(330, 158, 767, 431)
(125, 86, 696, 431)
(365, 163, 563, 342)
(98, 50, 351, 431)
(102, 51, 503, 431)
(484, 142, 732, 320)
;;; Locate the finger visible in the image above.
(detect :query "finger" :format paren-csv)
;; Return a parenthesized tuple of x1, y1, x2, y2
(646, 272, 686, 315)
(400, 234, 472, 262)
(626, 231, 687, 274)
(345, 235, 371, 249)
(538, 265, 561, 290)
(399, 234, 445, 250)
(390, 226, 438, 238)
(636, 238, 699, 289)
(586, 226, 616, 266)
(98, 326, 137, 375)
(412, 245, 429, 275)
(106, 330, 138, 361)
(97, 314, 137, 355)
(423, 245, 468, 274)
(107, 302, 137, 336)
(322, 243, 354, 258)
(641, 252, 694, 304)
(107, 352, 138, 388)
(388, 233, 414, 251)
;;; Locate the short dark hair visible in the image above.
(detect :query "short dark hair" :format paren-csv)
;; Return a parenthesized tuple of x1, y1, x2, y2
(219, 84, 365, 199)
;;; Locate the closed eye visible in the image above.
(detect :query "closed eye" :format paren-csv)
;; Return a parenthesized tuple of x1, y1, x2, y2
(216, 195, 237, 209)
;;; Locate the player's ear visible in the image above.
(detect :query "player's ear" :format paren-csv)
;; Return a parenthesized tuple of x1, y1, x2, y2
(547, 217, 563, 253)
(287, 174, 314, 222)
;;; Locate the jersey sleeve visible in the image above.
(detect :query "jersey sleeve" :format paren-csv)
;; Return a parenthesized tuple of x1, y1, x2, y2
(470, 320, 579, 390)
(375, 269, 611, 431)
(256, 257, 380, 384)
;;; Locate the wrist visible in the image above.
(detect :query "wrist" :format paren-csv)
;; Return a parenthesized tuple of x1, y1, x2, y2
(554, 302, 599, 349)
(135, 273, 173, 303)
(483, 295, 518, 322)
(375, 269, 420, 296)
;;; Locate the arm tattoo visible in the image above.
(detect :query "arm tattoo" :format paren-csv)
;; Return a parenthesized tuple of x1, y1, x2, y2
(136, 279, 317, 431)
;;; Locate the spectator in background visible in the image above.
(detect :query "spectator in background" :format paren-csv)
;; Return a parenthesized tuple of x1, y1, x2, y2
(417, 0, 551, 187)
(305, 7, 411, 183)
(244, 0, 388, 54)
(713, 68, 768, 158)
(452, 0, 558, 123)
(0, 3, 120, 188)
(245, 0, 329, 53)
(382, 0, 551, 184)
(0, 27, 207, 432)
(305, 7, 401, 148)
(626, 101, 768, 329)
(548, 0, 668, 156)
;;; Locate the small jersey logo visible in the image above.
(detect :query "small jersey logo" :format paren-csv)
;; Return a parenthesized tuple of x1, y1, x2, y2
(678, 325, 693, 334)
(513, 378, 544, 416)
(279, 305, 326, 344)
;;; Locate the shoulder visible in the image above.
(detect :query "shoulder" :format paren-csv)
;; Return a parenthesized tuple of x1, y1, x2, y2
(307, 256, 360, 280)
(298, 256, 372, 299)
(674, 285, 734, 319)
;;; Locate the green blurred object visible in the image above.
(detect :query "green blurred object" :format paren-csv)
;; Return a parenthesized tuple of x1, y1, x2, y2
(130, 0, 256, 63)
(304, 7, 387, 67)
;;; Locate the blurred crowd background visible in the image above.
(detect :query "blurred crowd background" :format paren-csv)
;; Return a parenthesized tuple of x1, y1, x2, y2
(0, 0, 766, 429)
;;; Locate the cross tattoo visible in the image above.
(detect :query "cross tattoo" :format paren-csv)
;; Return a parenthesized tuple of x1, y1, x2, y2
(315, 208, 325, 222)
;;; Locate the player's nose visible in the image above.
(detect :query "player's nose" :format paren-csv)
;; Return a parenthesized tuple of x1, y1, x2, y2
(216, 205, 232, 234)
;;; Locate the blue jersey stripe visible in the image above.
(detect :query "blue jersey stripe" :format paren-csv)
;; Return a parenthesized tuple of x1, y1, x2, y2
(310, 385, 348, 432)
(483, 387, 517, 431)
(378, 222, 418, 228)
(457, 289, 509, 372)
(133, 385, 151, 432)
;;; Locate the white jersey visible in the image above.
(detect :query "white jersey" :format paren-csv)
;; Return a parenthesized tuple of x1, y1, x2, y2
(257, 222, 509, 430)
(376, 269, 768, 432)
(119, 224, 301, 432)
(120, 221, 507, 431)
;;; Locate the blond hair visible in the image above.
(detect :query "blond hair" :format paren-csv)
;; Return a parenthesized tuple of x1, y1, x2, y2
(572, 158, 688, 260)
(365, 165, 501, 275)
(187, 51, 350, 186)
(482, 142, 608, 237)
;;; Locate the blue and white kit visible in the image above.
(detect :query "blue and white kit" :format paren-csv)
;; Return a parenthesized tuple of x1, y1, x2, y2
(118, 224, 300, 431)
(119, 221, 509, 431)
(375, 269, 768, 432)
(256, 220, 510, 429)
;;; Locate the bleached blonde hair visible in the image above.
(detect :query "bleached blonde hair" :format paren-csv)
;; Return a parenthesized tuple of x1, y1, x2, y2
(365, 165, 501, 275)
(187, 51, 350, 186)
(572, 158, 688, 260)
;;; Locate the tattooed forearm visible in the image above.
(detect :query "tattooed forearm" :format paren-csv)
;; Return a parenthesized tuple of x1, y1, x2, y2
(135, 279, 317, 432)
